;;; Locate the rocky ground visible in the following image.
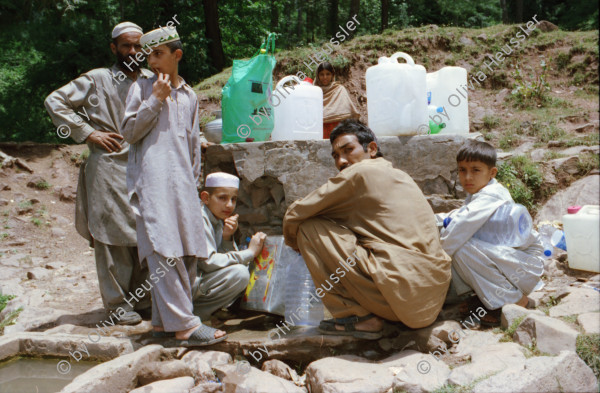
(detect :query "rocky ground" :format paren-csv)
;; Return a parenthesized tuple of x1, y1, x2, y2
(0, 140, 599, 392)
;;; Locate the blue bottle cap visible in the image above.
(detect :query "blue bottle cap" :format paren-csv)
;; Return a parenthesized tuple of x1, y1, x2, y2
(544, 249, 552, 257)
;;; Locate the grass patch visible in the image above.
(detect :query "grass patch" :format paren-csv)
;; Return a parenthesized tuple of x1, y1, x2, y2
(17, 200, 32, 209)
(31, 217, 43, 227)
(499, 314, 526, 342)
(543, 151, 566, 160)
(577, 334, 600, 379)
(34, 180, 51, 190)
(577, 152, 600, 175)
(496, 156, 543, 211)
(0, 294, 15, 313)
(483, 115, 501, 130)
(564, 133, 599, 147)
(560, 315, 578, 325)
(0, 232, 9, 240)
(498, 129, 521, 150)
(0, 307, 22, 335)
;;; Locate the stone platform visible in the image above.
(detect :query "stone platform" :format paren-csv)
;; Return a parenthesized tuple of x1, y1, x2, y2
(204, 133, 480, 240)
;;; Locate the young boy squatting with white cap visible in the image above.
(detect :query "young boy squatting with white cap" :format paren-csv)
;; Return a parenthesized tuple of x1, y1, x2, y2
(194, 172, 267, 320)
(121, 26, 223, 345)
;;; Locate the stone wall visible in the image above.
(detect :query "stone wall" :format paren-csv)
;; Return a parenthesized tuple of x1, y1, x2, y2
(204, 134, 480, 242)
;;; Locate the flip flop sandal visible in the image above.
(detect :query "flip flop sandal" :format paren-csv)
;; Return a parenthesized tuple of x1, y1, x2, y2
(152, 331, 175, 338)
(318, 314, 383, 340)
(176, 324, 228, 347)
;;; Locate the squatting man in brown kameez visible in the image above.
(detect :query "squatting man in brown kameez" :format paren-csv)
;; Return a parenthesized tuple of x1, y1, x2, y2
(44, 22, 154, 325)
(283, 119, 452, 338)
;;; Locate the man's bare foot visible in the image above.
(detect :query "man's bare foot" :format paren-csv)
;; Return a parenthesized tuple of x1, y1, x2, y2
(516, 294, 529, 308)
(175, 324, 226, 340)
(335, 316, 383, 332)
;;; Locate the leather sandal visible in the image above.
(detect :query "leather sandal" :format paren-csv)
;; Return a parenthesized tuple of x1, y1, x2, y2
(318, 314, 383, 340)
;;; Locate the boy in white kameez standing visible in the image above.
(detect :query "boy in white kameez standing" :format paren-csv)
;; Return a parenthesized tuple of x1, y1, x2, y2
(121, 26, 226, 345)
(436, 140, 544, 326)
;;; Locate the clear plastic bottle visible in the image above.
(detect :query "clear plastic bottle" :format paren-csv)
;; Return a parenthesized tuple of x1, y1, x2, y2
(473, 203, 533, 247)
(284, 254, 324, 326)
(539, 227, 554, 259)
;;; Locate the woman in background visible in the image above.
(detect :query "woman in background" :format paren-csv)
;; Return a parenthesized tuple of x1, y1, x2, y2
(314, 62, 360, 139)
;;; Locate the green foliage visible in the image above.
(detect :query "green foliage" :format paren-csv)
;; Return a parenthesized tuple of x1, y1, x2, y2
(577, 152, 600, 175)
(509, 60, 551, 108)
(34, 180, 51, 190)
(496, 156, 543, 211)
(483, 115, 501, 130)
(577, 334, 600, 378)
(0, 294, 15, 313)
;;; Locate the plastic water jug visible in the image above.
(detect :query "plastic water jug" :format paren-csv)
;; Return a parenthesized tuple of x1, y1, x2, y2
(563, 205, 599, 273)
(204, 110, 222, 144)
(366, 52, 428, 136)
(426, 67, 469, 134)
(473, 203, 533, 247)
(284, 253, 324, 326)
(271, 76, 323, 141)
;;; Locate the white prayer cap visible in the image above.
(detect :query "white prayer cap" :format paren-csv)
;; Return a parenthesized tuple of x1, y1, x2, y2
(111, 22, 143, 39)
(205, 172, 240, 189)
(140, 26, 180, 49)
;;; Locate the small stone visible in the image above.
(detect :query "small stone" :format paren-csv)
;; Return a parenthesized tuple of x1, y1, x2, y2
(547, 140, 565, 148)
(459, 36, 474, 46)
(501, 304, 545, 329)
(27, 267, 52, 280)
(129, 376, 195, 393)
(57, 185, 77, 202)
(45, 261, 66, 270)
(577, 312, 600, 334)
(476, 33, 487, 40)
(513, 314, 578, 355)
(26, 176, 49, 189)
(574, 123, 595, 133)
(262, 359, 298, 382)
(137, 360, 193, 386)
(549, 288, 600, 317)
(51, 227, 67, 237)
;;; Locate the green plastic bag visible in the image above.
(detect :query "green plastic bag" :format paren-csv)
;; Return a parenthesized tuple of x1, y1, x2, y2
(221, 33, 277, 143)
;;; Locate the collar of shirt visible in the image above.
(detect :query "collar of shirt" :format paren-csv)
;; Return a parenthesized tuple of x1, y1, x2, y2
(203, 204, 223, 230)
(110, 63, 153, 80)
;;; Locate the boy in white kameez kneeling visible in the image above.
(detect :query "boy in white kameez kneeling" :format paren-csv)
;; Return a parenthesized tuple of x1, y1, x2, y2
(436, 140, 544, 326)
(194, 172, 266, 320)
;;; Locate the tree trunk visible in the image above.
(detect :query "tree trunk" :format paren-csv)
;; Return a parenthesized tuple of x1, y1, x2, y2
(202, 0, 226, 71)
(285, 0, 293, 48)
(499, 0, 508, 24)
(515, 0, 523, 23)
(349, 0, 359, 21)
(381, 0, 389, 32)
(327, 0, 339, 37)
(296, 0, 303, 43)
(270, 0, 279, 32)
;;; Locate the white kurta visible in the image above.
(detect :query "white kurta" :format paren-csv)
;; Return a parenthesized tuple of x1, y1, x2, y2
(435, 179, 544, 310)
(121, 75, 208, 262)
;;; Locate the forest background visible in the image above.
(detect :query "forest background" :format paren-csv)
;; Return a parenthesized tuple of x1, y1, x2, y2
(0, 0, 597, 143)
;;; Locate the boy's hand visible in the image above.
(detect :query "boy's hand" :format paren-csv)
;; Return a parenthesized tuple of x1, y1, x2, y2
(248, 232, 267, 258)
(222, 214, 239, 240)
(152, 73, 171, 101)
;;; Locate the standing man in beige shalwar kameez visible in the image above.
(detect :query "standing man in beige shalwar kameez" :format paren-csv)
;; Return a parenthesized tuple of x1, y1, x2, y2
(44, 22, 153, 325)
(283, 120, 451, 338)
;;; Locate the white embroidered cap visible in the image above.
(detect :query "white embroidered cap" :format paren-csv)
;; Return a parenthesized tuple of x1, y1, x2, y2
(205, 172, 240, 189)
(111, 22, 143, 39)
(140, 26, 180, 49)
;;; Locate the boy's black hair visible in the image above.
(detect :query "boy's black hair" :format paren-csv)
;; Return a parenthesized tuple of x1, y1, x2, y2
(329, 119, 383, 158)
(166, 40, 183, 53)
(456, 140, 497, 168)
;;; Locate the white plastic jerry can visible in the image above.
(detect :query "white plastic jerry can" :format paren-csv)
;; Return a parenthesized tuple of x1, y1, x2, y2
(271, 75, 323, 141)
(563, 205, 600, 273)
(366, 52, 428, 136)
(426, 66, 469, 134)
